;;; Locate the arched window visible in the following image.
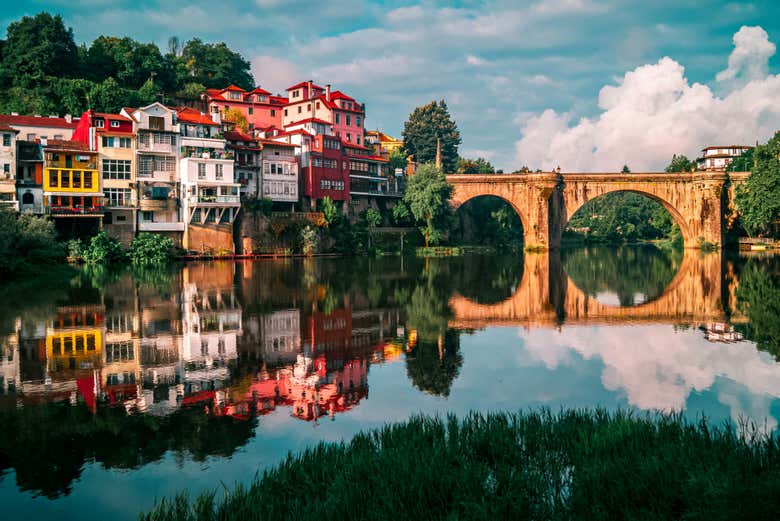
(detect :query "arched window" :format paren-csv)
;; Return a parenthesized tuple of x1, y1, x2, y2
(22, 192, 34, 204)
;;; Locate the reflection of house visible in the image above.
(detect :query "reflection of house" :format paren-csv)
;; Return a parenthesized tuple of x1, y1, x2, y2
(261, 309, 301, 365)
(701, 322, 744, 343)
(0, 319, 20, 395)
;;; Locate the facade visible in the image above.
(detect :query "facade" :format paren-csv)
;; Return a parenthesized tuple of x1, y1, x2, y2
(0, 113, 77, 142)
(282, 81, 366, 145)
(204, 85, 285, 133)
(697, 145, 753, 171)
(0, 124, 19, 210)
(177, 107, 239, 253)
(258, 139, 298, 207)
(16, 140, 44, 214)
(225, 131, 261, 199)
(72, 110, 137, 244)
(42, 140, 102, 237)
(365, 129, 403, 159)
(121, 103, 183, 244)
(303, 132, 350, 206)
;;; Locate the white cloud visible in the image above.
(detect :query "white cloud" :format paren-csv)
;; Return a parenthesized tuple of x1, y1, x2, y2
(466, 54, 486, 66)
(251, 55, 302, 94)
(515, 26, 780, 172)
(716, 25, 776, 87)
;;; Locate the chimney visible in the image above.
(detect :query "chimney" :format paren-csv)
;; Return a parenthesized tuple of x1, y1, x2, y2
(307, 80, 313, 99)
(33, 114, 41, 118)
(48, 115, 58, 119)
(326, 84, 331, 102)
(64, 114, 72, 123)
(10, 112, 18, 116)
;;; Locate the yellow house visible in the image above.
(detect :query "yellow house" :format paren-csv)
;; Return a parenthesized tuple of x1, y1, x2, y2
(42, 140, 103, 236)
(366, 129, 403, 159)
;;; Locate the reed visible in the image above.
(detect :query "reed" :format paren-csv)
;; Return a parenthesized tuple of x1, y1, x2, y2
(142, 409, 780, 521)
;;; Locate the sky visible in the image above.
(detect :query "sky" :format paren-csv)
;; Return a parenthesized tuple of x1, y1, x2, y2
(4, 0, 780, 171)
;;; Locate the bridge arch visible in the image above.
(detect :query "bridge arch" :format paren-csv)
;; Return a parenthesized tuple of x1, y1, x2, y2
(559, 188, 693, 246)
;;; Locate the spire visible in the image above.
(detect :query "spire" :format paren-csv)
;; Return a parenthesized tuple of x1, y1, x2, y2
(435, 137, 442, 169)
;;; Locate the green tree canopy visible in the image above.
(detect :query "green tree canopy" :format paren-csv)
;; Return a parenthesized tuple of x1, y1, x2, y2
(665, 154, 694, 173)
(457, 157, 495, 174)
(180, 38, 254, 90)
(402, 100, 461, 173)
(735, 132, 780, 236)
(727, 148, 754, 172)
(389, 149, 407, 172)
(403, 163, 453, 246)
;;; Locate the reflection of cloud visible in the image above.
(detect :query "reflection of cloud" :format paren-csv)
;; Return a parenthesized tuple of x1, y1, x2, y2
(523, 325, 780, 430)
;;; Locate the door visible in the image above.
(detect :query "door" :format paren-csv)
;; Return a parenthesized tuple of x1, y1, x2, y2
(65, 155, 72, 168)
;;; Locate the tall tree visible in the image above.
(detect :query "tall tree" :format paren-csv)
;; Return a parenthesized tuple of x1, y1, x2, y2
(735, 132, 780, 236)
(179, 38, 254, 90)
(727, 148, 754, 172)
(457, 157, 494, 174)
(402, 100, 461, 173)
(665, 154, 694, 173)
(403, 163, 453, 246)
(0, 13, 79, 86)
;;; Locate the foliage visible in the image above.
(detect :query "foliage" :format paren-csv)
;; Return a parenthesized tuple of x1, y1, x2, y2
(243, 197, 274, 215)
(66, 238, 84, 261)
(365, 208, 382, 228)
(665, 154, 694, 173)
(405, 330, 462, 397)
(388, 149, 407, 172)
(735, 260, 780, 360)
(727, 148, 754, 172)
(456, 157, 495, 174)
(129, 233, 175, 266)
(300, 225, 319, 256)
(452, 196, 523, 248)
(82, 231, 125, 264)
(0, 208, 65, 277)
(319, 196, 340, 226)
(223, 107, 249, 133)
(621, 164, 631, 173)
(0, 12, 254, 114)
(402, 100, 461, 173)
(142, 409, 780, 521)
(735, 132, 780, 236)
(403, 163, 453, 247)
(565, 192, 676, 243)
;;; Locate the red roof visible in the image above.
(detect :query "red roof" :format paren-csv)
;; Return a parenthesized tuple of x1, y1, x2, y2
(286, 117, 332, 127)
(176, 107, 220, 126)
(286, 81, 324, 91)
(222, 85, 246, 93)
(257, 138, 297, 148)
(43, 139, 91, 152)
(0, 114, 77, 129)
(343, 140, 372, 151)
(329, 90, 355, 102)
(93, 112, 131, 122)
(0, 124, 19, 133)
(224, 130, 255, 142)
(250, 87, 271, 95)
(348, 154, 389, 163)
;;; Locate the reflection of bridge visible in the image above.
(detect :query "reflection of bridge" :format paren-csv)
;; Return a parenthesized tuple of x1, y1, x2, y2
(449, 250, 725, 328)
(448, 171, 749, 249)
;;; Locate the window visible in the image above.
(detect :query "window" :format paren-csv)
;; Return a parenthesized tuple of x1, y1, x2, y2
(346, 115, 351, 126)
(2, 134, 9, 147)
(50, 170, 59, 186)
(84, 172, 93, 189)
(316, 102, 320, 109)
(298, 106, 302, 114)
(307, 104, 311, 112)
(198, 163, 206, 179)
(61, 171, 70, 188)
(105, 188, 132, 207)
(142, 211, 153, 222)
(72, 171, 81, 188)
(148, 116, 164, 130)
(357, 136, 361, 145)
(230, 91, 241, 100)
(216, 164, 223, 179)
(53, 134, 63, 140)
(248, 107, 254, 115)
(356, 116, 361, 127)
(284, 109, 288, 117)
(95, 119, 105, 128)
(293, 90, 299, 98)
(335, 114, 340, 124)
(271, 109, 276, 117)
(102, 159, 131, 179)
(110, 120, 120, 128)
(27, 133, 35, 141)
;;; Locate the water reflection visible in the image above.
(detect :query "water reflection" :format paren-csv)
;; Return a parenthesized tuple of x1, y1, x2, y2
(0, 248, 779, 513)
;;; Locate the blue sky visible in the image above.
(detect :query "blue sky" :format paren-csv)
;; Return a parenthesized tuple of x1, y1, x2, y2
(5, 1, 780, 170)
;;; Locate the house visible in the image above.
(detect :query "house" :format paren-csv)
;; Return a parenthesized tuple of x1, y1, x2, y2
(696, 145, 753, 171)
(121, 103, 183, 245)
(0, 124, 19, 210)
(343, 140, 403, 215)
(203, 85, 286, 133)
(16, 139, 44, 214)
(258, 138, 298, 209)
(176, 107, 239, 253)
(365, 129, 403, 159)
(0, 113, 78, 142)
(42, 139, 103, 238)
(225, 130, 261, 199)
(72, 110, 137, 245)
(282, 81, 366, 145)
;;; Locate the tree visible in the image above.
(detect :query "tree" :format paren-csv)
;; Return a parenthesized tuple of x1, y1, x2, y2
(319, 196, 340, 226)
(389, 149, 407, 173)
(402, 100, 461, 173)
(457, 157, 495, 174)
(665, 154, 694, 173)
(727, 148, 754, 172)
(179, 38, 254, 90)
(403, 163, 453, 246)
(0, 13, 78, 86)
(223, 107, 248, 133)
(621, 165, 631, 173)
(735, 132, 780, 236)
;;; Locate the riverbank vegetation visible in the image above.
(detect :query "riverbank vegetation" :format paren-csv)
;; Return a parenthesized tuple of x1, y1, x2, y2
(735, 131, 780, 238)
(0, 207, 65, 279)
(142, 409, 780, 521)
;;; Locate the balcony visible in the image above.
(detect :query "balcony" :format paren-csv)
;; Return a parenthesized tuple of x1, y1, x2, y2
(187, 194, 240, 205)
(349, 187, 404, 198)
(137, 142, 175, 154)
(138, 221, 185, 232)
(47, 205, 105, 216)
(137, 170, 176, 183)
(140, 198, 178, 212)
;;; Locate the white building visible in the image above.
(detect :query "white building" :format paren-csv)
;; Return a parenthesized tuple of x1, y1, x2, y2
(259, 139, 299, 206)
(696, 145, 753, 171)
(0, 124, 19, 210)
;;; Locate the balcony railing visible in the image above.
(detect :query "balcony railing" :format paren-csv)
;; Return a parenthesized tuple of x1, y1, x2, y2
(137, 171, 176, 183)
(138, 221, 185, 232)
(137, 142, 175, 154)
(47, 205, 105, 215)
(189, 195, 240, 204)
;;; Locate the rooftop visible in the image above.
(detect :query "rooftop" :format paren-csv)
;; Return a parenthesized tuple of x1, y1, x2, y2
(0, 114, 78, 129)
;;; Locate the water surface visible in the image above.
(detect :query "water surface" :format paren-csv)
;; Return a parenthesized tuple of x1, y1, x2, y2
(1, 246, 779, 519)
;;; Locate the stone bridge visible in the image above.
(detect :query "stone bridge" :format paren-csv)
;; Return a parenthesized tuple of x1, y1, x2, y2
(449, 250, 728, 329)
(448, 171, 749, 250)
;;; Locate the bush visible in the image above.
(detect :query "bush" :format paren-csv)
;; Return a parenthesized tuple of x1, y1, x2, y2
(67, 239, 84, 261)
(0, 208, 65, 277)
(129, 233, 175, 265)
(82, 231, 125, 264)
(300, 225, 319, 256)
(142, 409, 780, 521)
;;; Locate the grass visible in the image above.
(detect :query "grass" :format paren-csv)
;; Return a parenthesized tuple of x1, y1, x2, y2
(141, 409, 780, 521)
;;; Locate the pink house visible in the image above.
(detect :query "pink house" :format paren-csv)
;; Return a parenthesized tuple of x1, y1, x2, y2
(281, 81, 366, 146)
(204, 85, 286, 132)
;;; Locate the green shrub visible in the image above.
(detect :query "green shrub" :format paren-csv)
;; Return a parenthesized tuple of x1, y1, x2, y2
(67, 239, 84, 261)
(129, 233, 175, 265)
(0, 208, 65, 277)
(82, 231, 125, 264)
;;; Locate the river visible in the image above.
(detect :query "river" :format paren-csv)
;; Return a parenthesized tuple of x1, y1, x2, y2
(0, 246, 779, 519)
